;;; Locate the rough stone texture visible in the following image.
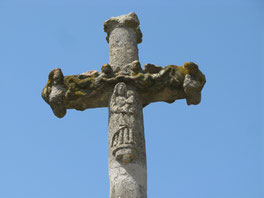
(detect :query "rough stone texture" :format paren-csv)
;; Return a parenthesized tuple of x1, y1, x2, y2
(144, 64, 162, 74)
(108, 82, 147, 198)
(41, 12, 206, 198)
(104, 12, 142, 73)
(42, 68, 66, 118)
(41, 61, 206, 118)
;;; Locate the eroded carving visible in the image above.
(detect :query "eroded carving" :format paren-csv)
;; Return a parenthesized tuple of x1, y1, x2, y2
(42, 61, 206, 118)
(110, 82, 137, 163)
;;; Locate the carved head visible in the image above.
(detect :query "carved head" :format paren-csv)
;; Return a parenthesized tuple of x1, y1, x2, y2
(48, 68, 64, 85)
(115, 82, 127, 96)
(127, 90, 133, 97)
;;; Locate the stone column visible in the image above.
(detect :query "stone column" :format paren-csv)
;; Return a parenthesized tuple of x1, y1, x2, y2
(104, 12, 142, 73)
(104, 13, 147, 198)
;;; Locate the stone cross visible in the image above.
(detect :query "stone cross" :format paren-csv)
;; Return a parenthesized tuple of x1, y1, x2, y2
(42, 12, 206, 198)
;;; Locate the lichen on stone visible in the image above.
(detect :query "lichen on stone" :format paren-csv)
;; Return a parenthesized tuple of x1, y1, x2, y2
(41, 61, 206, 118)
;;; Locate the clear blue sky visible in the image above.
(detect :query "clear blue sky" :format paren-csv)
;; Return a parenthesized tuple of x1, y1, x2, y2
(0, 0, 263, 198)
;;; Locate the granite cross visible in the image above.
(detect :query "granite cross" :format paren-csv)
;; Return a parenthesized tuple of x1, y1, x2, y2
(42, 12, 206, 198)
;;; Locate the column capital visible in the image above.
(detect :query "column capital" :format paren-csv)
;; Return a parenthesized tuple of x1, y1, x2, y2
(104, 12, 142, 43)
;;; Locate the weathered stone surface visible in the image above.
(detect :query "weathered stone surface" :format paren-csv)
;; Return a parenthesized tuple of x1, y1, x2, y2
(104, 12, 142, 44)
(41, 12, 206, 198)
(81, 70, 99, 77)
(41, 61, 206, 118)
(104, 12, 142, 73)
(105, 13, 147, 198)
(108, 82, 147, 198)
(144, 63, 162, 74)
(42, 68, 66, 118)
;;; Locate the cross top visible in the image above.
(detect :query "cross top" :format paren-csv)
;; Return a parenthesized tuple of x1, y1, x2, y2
(42, 12, 206, 198)
(104, 12, 142, 43)
(104, 12, 142, 73)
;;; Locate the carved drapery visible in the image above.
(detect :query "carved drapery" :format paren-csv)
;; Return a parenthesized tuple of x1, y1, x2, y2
(109, 82, 138, 163)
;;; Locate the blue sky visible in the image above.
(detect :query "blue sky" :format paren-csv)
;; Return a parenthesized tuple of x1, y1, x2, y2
(0, 0, 263, 198)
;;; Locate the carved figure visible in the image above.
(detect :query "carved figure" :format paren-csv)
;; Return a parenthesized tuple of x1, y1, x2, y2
(110, 82, 137, 163)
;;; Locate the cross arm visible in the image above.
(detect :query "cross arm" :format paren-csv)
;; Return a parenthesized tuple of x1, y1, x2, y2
(41, 61, 206, 118)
